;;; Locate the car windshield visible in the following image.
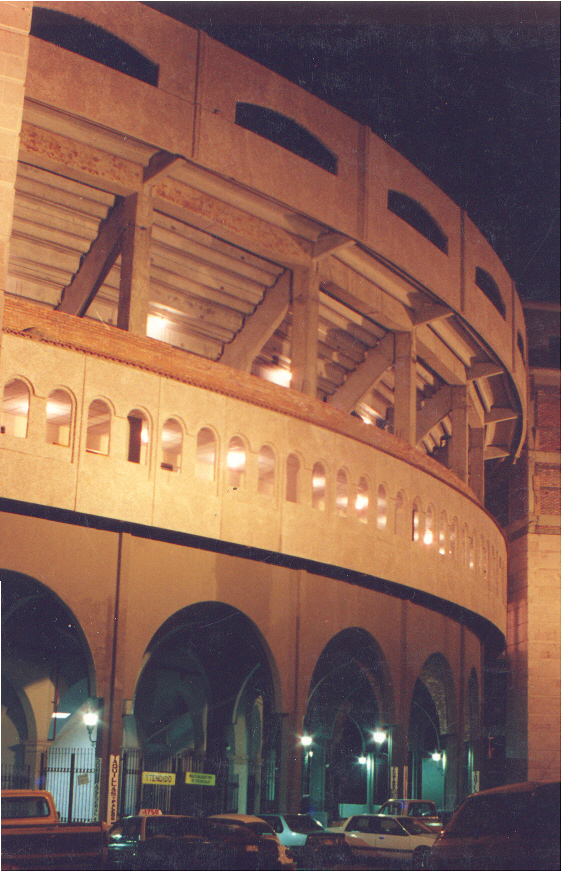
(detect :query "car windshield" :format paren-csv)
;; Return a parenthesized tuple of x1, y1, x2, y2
(397, 817, 432, 836)
(283, 815, 324, 833)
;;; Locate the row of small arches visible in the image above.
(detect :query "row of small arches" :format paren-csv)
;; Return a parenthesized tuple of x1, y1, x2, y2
(2, 378, 502, 583)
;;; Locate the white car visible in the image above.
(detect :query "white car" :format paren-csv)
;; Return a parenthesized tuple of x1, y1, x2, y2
(376, 798, 443, 829)
(327, 813, 438, 868)
(208, 813, 296, 870)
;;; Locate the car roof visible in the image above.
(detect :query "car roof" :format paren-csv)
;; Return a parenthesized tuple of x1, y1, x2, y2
(465, 780, 561, 798)
(209, 813, 269, 823)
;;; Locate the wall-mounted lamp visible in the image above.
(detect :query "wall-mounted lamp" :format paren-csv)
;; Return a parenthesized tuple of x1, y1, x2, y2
(83, 709, 99, 745)
(372, 729, 387, 745)
(431, 750, 442, 761)
(358, 755, 367, 765)
(300, 734, 313, 748)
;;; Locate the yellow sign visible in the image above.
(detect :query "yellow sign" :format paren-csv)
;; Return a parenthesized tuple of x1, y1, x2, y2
(185, 772, 216, 786)
(142, 771, 176, 785)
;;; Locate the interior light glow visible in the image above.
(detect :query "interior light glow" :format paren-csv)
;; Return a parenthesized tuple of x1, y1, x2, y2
(265, 367, 292, 387)
(424, 530, 434, 545)
(356, 494, 368, 511)
(227, 449, 246, 470)
(52, 712, 71, 719)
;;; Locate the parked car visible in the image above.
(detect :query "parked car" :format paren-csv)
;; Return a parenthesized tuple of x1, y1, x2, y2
(327, 813, 438, 868)
(208, 813, 295, 869)
(301, 830, 354, 869)
(108, 812, 279, 870)
(258, 812, 325, 860)
(376, 799, 443, 829)
(429, 780, 561, 870)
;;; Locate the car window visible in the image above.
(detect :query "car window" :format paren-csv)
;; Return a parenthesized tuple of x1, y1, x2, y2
(261, 815, 282, 833)
(397, 817, 430, 836)
(119, 818, 141, 840)
(379, 817, 407, 836)
(246, 821, 277, 837)
(346, 816, 371, 833)
(410, 803, 434, 817)
(283, 814, 323, 833)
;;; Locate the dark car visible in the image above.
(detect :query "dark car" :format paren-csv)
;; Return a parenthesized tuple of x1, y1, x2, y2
(430, 780, 561, 871)
(108, 813, 279, 870)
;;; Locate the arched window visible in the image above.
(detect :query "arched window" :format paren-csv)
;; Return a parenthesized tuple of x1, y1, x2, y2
(286, 453, 300, 503)
(469, 532, 476, 571)
(235, 103, 338, 174)
(356, 476, 369, 523)
(438, 511, 447, 555)
(227, 436, 246, 488)
(2, 378, 30, 438)
(395, 490, 405, 535)
(258, 445, 275, 496)
(412, 501, 421, 543)
(86, 399, 111, 455)
(475, 267, 505, 318)
(450, 518, 458, 560)
(377, 484, 387, 530)
(312, 462, 326, 510)
(424, 506, 434, 545)
(127, 409, 149, 464)
(161, 418, 183, 472)
(336, 469, 348, 516)
(46, 388, 72, 446)
(388, 190, 448, 253)
(196, 428, 216, 481)
(31, 7, 159, 85)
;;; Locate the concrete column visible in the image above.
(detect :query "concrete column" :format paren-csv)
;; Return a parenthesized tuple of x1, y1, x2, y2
(394, 332, 417, 445)
(469, 426, 485, 502)
(450, 385, 469, 484)
(0, 3, 32, 344)
(290, 266, 319, 397)
(117, 190, 153, 336)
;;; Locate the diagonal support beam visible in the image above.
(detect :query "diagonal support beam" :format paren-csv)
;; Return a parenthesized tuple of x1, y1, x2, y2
(312, 233, 355, 260)
(416, 384, 453, 443)
(56, 198, 126, 316)
(143, 150, 183, 186)
(220, 271, 291, 372)
(328, 332, 395, 413)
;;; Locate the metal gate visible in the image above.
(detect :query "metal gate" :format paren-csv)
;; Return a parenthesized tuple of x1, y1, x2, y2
(41, 746, 97, 822)
(119, 750, 231, 818)
(1, 763, 31, 790)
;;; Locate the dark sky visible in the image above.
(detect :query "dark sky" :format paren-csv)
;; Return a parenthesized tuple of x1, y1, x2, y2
(148, 2, 560, 303)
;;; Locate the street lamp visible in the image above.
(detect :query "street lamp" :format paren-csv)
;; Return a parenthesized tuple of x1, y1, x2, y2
(83, 708, 99, 745)
(372, 729, 387, 745)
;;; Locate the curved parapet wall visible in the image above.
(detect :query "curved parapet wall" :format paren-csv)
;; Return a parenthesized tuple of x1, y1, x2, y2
(24, 0, 527, 432)
(0, 299, 507, 637)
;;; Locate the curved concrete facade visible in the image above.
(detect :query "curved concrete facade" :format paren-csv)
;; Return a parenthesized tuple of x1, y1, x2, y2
(1, 2, 536, 824)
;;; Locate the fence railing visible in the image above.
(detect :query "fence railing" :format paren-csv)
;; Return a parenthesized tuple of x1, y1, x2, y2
(1, 763, 31, 790)
(41, 746, 97, 822)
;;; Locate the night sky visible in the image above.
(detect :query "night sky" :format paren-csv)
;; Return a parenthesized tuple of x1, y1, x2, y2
(147, 2, 560, 304)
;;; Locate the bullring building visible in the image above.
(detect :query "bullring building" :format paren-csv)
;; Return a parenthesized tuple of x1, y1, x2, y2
(1, 3, 560, 824)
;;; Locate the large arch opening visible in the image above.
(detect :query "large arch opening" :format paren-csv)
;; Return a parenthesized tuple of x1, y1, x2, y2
(1, 570, 95, 814)
(409, 653, 457, 811)
(128, 602, 280, 816)
(304, 629, 394, 823)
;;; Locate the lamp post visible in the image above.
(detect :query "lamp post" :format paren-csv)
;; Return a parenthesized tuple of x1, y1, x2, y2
(84, 708, 99, 746)
(371, 729, 388, 805)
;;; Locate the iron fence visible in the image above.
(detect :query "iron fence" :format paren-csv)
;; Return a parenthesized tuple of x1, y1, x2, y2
(1, 763, 31, 790)
(41, 746, 97, 822)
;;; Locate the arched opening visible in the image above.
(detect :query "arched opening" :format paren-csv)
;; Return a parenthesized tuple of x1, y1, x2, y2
(286, 453, 300, 503)
(387, 191, 448, 253)
(196, 428, 216, 481)
(130, 603, 279, 817)
(376, 485, 387, 530)
(227, 436, 246, 488)
(336, 469, 348, 516)
(86, 399, 111, 455)
(409, 654, 457, 811)
(127, 409, 149, 464)
(46, 388, 72, 446)
(161, 418, 183, 472)
(304, 629, 393, 822)
(258, 445, 275, 496)
(356, 477, 369, 523)
(2, 378, 30, 438)
(463, 669, 480, 797)
(1, 570, 94, 817)
(475, 267, 506, 318)
(312, 462, 326, 510)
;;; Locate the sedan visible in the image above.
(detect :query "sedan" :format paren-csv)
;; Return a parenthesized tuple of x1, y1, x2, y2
(327, 814, 438, 868)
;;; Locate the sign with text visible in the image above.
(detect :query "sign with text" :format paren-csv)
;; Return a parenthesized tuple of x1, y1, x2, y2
(142, 771, 176, 786)
(185, 772, 216, 786)
(108, 755, 120, 824)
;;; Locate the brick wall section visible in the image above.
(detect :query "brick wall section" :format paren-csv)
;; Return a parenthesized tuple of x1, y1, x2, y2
(0, 2, 31, 336)
(535, 386, 561, 452)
